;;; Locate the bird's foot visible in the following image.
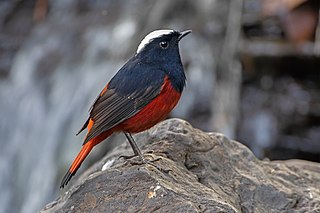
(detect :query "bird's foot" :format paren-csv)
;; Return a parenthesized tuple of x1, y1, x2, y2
(118, 154, 138, 160)
(142, 158, 171, 173)
(119, 153, 162, 161)
(126, 155, 171, 173)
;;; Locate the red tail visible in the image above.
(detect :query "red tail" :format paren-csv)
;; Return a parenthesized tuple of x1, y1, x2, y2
(60, 119, 113, 188)
(60, 140, 95, 188)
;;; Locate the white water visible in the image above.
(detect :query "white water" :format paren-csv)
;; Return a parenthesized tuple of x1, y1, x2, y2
(0, 22, 135, 212)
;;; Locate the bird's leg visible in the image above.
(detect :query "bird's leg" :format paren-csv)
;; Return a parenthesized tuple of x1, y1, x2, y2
(124, 132, 143, 157)
(118, 132, 140, 160)
(122, 132, 168, 172)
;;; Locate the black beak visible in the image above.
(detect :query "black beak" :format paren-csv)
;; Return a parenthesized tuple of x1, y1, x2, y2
(177, 30, 192, 41)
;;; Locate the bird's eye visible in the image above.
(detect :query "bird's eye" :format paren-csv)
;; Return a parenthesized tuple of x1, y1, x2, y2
(159, 41, 169, 49)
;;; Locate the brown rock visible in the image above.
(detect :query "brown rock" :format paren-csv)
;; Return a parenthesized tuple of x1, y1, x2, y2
(41, 119, 320, 212)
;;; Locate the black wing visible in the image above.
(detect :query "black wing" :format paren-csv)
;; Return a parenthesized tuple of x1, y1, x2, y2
(83, 85, 160, 143)
(82, 57, 166, 144)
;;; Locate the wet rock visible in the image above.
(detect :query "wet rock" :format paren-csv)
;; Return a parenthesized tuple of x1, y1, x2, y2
(41, 119, 320, 212)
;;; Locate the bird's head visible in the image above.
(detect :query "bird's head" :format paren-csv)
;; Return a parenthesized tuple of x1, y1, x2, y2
(135, 29, 191, 63)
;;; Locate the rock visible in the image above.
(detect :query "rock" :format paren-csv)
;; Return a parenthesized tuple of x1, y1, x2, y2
(41, 119, 320, 212)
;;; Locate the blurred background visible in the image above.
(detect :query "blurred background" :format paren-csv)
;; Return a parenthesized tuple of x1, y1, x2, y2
(0, 0, 319, 212)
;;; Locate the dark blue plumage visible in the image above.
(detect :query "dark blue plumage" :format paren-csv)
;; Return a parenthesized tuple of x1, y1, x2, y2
(108, 57, 165, 96)
(83, 29, 189, 143)
(109, 30, 186, 94)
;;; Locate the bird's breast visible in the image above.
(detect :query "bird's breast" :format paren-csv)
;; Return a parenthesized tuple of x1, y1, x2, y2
(119, 76, 181, 133)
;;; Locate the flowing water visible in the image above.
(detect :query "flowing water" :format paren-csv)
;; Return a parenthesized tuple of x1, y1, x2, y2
(0, 17, 135, 213)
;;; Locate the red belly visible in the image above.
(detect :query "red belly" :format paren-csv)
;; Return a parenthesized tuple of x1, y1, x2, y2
(119, 77, 181, 133)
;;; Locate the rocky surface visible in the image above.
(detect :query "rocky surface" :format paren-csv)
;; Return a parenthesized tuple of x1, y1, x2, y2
(41, 119, 320, 212)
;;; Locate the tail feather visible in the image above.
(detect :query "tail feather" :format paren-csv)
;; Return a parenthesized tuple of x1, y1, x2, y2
(60, 141, 95, 188)
(60, 119, 114, 189)
(76, 118, 89, 135)
(60, 171, 74, 189)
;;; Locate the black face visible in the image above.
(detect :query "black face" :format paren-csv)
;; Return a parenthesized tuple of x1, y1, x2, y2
(133, 30, 190, 93)
(136, 31, 182, 63)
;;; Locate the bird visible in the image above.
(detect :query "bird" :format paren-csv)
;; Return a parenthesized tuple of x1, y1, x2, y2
(60, 29, 191, 188)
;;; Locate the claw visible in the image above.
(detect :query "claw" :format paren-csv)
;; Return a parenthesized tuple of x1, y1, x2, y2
(118, 154, 138, 160)
(125, 155, 171, 173)
(122, 133, 171, 173)
(143, 158, 171, 173)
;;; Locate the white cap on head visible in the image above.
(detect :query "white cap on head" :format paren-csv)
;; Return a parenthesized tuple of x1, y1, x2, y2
(136, 29, 174, 54)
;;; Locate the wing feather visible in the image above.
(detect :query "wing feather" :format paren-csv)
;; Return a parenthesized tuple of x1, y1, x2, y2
(83, 85, 161, 144)
(80, 56, 166, 144)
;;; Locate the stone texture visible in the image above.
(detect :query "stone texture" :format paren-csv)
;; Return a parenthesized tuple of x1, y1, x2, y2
(41, 119, 320, 212)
